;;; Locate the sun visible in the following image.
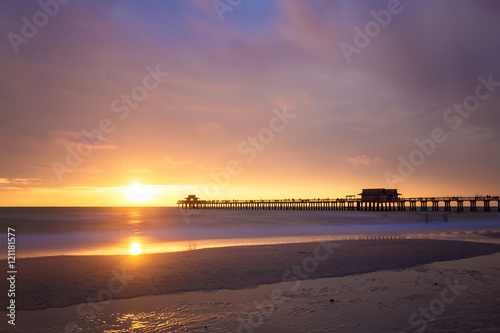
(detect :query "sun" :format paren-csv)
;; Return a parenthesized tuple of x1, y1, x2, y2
(130, 242, 142, 255)
(123, 182, 159, 203)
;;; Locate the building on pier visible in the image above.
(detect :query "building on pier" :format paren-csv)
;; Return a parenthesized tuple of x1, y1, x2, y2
(184, 195, 202, 208)
(359, 189, 401, 202)
(185, 195, 200, 202)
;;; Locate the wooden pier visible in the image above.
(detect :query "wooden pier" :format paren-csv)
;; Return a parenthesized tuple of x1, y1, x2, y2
(177, 195, 500, 213)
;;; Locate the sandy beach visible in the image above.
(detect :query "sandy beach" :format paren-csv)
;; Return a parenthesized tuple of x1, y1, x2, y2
(1, 235, 500, 332)
(2, 238, 500, 311)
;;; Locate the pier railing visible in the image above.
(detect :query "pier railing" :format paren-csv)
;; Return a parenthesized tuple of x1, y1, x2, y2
(177, 196, 500, 213)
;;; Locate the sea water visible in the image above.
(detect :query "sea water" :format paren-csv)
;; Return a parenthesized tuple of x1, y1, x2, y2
(0, 207, 499, 258)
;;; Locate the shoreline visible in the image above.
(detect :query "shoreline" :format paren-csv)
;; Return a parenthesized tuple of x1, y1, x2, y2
(3, 227, 500, 260)
(2, 237, 500, 312)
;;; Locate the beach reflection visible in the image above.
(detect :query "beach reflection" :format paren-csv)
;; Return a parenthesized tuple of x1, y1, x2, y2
(115, 313, 185, 332)
(117, 232, 500, 258)
(124, 209, 145, 256)
(127, 208, 144, 230)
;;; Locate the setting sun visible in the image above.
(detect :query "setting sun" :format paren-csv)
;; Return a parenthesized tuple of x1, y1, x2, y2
(130, 242, 142, 255)
(123, 183, 160, 203)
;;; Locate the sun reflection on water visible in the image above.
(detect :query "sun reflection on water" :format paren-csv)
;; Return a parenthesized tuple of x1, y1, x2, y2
(127, 208, 144, 227)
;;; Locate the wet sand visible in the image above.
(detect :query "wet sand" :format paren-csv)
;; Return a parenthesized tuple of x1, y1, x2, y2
(484, 231, 500, 238)
(2, 238, 500, 314)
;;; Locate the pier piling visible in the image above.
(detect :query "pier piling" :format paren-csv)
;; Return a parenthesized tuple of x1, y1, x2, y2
(178, 195, 499, 213)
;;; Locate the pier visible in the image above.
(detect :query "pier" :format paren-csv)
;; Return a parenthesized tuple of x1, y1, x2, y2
(177, 193, 500, 213)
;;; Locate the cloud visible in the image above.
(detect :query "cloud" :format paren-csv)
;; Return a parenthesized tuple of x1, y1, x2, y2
(0, 178, 42, 185)
(346, 155, 381, 165)
(50, 130, 117, 149)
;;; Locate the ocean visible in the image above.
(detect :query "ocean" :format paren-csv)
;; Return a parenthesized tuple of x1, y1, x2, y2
(0, 207, 499, 259)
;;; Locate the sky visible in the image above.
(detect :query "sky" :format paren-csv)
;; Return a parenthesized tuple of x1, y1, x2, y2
(0, 0, 499, 206)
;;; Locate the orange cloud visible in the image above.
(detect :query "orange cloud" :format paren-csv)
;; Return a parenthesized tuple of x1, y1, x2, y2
(346, 155, 381, 165)
(50, 130, 117, 150)
(0, 178, 42, 185)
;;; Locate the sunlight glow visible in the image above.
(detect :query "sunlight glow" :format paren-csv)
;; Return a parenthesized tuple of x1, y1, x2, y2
(130, 242, 142, 255)
(123, 182, 159, 203)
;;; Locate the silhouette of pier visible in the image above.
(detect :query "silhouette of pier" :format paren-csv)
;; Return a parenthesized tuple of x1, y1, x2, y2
(177, 194, 500, 213)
